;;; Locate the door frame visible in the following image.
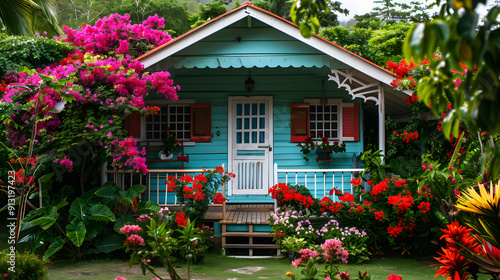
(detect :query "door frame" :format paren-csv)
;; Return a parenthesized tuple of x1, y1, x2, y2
(227, 96, 274, 196)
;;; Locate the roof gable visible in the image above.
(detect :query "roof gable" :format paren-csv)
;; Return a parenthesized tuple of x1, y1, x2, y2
(137, 2, 396, 87)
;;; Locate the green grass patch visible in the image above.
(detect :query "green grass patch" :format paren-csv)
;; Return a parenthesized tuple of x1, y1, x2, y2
(44, 253, 486, 280)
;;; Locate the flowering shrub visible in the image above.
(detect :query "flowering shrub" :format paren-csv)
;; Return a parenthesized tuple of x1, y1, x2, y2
(268, 183, 317, 211)
(63, 14, 171, 58)
(167, 167, 234, 222)
(0, 14, 179, 197)
(286, 238, 350, 280)
(269, 207, 370, 263)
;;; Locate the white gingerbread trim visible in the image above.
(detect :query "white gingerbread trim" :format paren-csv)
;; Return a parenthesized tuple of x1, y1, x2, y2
(328, 69, 380, 105)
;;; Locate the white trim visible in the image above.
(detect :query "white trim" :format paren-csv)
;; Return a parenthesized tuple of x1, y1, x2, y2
(328, 69, 383, 104)
(138, 5, 396, 86)
(378, 83, 386, 157)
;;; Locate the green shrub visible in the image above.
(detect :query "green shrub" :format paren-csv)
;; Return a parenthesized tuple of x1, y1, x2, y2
(0, 250, 47, 280)
(0, 34, 75, 77)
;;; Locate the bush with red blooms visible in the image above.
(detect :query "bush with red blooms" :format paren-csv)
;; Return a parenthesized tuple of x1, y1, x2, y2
(166, 166, 234, 222)
(268, 183, 317, 212)
(317, 176, 440, 256)
(383, 55, 480, 177)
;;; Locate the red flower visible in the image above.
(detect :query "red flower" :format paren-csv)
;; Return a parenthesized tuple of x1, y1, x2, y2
(194, 174, 207, 182)
(339, 193, 355, 203)
(179, 175, 193, 183)
(175, 212, 187, 227)
(418, 201, 431, 213)
(394, 179, 407, 188)
(350, 178, 362, 186)
(434, 247, 470, 279)
(370, 181, 388, 196)
(387, 274, 402, 280)
(387, 226, 403, 238)
(213, 192, 228, 204)
(374, 211, 385, 222)
(215, 166, 225, 173)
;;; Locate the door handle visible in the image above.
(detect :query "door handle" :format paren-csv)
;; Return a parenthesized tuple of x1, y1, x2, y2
(258, 145, 269, 148)
(258, 145, 272, 151)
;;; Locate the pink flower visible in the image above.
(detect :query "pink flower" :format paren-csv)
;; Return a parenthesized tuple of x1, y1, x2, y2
(291, 258, 302, 267)
(120, 225, 141, 234)
(57, 156, 73, 169)
(124, 234, 145, 247)
(115, 277, 127, 280)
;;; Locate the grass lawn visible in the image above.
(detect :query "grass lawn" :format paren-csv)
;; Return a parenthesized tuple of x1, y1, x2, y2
(45, 253, 491, 280)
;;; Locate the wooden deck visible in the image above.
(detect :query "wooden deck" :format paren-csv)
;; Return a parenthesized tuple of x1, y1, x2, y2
(220, 203, 274, 225)
(160, 203, 274, 224)
(163, 205, 224, 221)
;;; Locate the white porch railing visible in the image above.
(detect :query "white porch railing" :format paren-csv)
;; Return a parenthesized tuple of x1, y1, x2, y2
(273, 163, 365, 200)
(104, 165, 227, 219)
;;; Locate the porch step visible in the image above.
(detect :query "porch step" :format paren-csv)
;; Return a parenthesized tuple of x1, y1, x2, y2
(222, 232, 273, 237)
(222, 224, 280, 257)
(224, 244, 280, 249)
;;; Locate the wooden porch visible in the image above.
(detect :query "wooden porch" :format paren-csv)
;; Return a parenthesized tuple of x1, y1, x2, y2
(220, 203, 273, 225)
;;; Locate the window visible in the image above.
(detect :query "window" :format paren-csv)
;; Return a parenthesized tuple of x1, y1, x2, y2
(145, 104, 191, 141)
(124, 100, 211, 143)
(291, 100, 359, 143)
(310, 104, 339, 140)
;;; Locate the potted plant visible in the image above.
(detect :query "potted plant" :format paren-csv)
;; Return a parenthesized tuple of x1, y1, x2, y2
(297, 134, 346, 161)
(281, 236, 307, 261)
(315, 136, 346, 161)
(159, 127, 177, 160)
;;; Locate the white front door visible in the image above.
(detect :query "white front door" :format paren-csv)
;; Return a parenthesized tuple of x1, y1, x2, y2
(228, 96, 273, 195)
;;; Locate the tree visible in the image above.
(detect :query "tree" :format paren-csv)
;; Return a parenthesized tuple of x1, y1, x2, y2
(108, 0, 191, 36)
(55, 0, 110, 29)
(320, 22, 410, 67)
(0, 0, 63, 36)
(189, 0, 229, 29)
(405, 0, 500, 176)
(354, 0, 434, 29)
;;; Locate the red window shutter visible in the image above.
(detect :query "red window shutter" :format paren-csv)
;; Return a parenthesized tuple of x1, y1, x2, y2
(191, 103, 211, 142)
(342, 103, 360, 141)
(124, 112, 141, 138)
(290, 103, 310, 143)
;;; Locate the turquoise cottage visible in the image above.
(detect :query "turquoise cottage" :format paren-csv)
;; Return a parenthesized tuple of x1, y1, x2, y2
(109, 2, 411, 255)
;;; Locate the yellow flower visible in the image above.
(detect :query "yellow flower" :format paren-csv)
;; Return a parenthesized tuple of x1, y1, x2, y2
(286, 271, 293, 277)
(456, 182, 500, 216)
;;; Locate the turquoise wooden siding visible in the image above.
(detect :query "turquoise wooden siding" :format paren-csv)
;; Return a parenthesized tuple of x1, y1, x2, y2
(143, 17, 365, 203)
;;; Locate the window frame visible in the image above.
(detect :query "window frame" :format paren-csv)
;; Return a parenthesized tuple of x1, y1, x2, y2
(141, 99, 195, 145)
(304, 98, 343, 141)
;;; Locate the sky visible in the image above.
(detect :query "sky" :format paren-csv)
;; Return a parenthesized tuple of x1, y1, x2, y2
(336, 0, 494, 22)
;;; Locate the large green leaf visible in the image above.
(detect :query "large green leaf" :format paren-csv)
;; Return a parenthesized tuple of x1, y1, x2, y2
(43, 237, 66, 260)
(88, 204, 116, 222)
(94, 186, 118, 199)
(66, 220, 86, 247)
(69, 198, 87, 220)
(92, 234, 124, 254)
(126, 184, 147, 199)
(30, 206, 59, 230)
(85, 220, 104, 240)
(135, 201, 161, 215)
(114, 213, 136, 234)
